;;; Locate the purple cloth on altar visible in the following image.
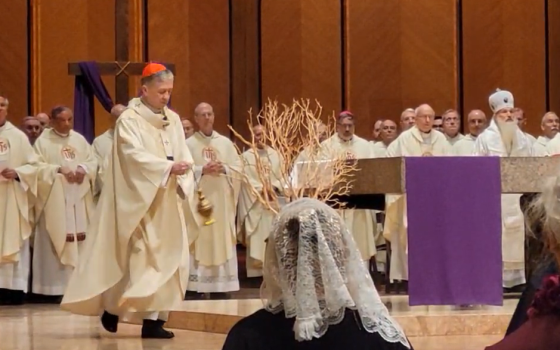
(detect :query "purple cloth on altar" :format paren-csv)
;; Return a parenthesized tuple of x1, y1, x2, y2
(73, 61, 114, 142)
(405, 156, 503, 306)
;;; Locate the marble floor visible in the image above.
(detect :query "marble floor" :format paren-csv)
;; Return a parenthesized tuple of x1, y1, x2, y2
(1, 296, 515, 350)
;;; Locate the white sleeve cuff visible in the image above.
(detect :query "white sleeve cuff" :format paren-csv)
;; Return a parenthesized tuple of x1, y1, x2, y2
(193, 165, 203, 182)
(161, 164, 173, 187)
(78, 164, 88, 173)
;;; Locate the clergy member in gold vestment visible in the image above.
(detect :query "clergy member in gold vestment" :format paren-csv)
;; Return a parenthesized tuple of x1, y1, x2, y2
(186, 102, 242, 297)
(92, 104, 126, 200)
(384, 104, 451, 290)
(61, 63, 198, 339)
(237, 125, 283, 277)
(322, 111, 377, 269)
(31, 106, 97, 299)
(473, 89, 532, 289)
(0, 95, 40, 305)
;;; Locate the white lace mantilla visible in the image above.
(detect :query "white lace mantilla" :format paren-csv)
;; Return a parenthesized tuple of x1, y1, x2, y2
(260, 198, 410, 348)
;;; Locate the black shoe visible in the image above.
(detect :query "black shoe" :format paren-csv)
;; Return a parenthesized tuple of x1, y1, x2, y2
(141, 319, 174, 339)
(101, 311, 119, 333)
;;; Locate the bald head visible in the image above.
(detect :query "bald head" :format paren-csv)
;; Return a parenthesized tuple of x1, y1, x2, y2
(194, 102, 215, 135)
(182, 119, 194, 139)
(111, 104, 126, 118)
(380, 119, 398, 144)
(414, 104, 435, 133)
(466, 109, 487, 137)
(109, 104, 126, 129)
(22, 116, 41, 144)
(36, 112, 50, 130)
(400, 108, 415, 130)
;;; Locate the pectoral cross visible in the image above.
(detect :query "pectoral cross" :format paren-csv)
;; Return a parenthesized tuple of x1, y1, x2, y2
(164, 140, 170, 146)
(67, 0, 175, 104)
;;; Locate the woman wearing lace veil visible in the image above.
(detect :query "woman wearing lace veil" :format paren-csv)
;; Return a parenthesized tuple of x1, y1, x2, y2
(222, 198, 412, 350)
(486, 175, 560, 350)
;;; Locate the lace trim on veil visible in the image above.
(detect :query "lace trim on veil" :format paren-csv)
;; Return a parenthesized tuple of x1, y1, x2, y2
(260, 198, 410, 348)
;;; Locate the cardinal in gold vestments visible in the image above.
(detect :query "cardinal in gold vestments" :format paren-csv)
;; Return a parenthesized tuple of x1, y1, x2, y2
(31, 106, 97, 299)
(61, 64, 199, 339)
(0, 100, 41, 305)
(186, 102, 242, 297)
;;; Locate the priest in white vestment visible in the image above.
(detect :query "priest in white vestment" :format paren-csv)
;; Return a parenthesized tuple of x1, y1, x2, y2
(371, 119, 398, 157)
(182, 119, 194, 139)
(62, 63, 198, 339)
(238, 125, 283, 278)
(92, 104, 126, 200)
(453, 110, 487, 156)
(0, 98, 40, 305)
(473, 89, 532, 289)
(186, 102, 242, 297)
(384, 104, 452, 288)
(531, 112, 559, 156)
(21, 116, 42, 145)
(512, 107, 537, 145)
(441, 109, 464, 145)
(322, 111, 377, 269)
(36, 112, 50, 132)
(31, 106, 97, 299)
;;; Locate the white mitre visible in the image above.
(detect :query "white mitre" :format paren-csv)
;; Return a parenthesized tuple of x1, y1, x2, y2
(488, 88, 514, 113)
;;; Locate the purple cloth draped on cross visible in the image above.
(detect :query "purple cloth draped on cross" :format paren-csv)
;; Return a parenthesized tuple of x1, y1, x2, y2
(406, 156, 503, 306)
(73, 61, 114, 143)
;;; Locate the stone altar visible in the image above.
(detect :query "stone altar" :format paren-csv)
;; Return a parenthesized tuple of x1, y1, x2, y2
(348, 157, 560, 195)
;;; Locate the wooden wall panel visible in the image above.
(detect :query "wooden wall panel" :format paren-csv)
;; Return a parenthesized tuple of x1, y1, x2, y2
(231, 0, 260, 142)
(0, 1, 28, 122)
(462, 0, 546, 136)
(345, 0, 458, 137)
(548, 0, 560, 115)
(260, 0, 342, 118)
(147, 0, 230, 136)
(31, 0, 115, 136)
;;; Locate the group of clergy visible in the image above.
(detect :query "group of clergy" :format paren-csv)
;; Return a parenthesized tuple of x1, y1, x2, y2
(0, 86, 555, 307)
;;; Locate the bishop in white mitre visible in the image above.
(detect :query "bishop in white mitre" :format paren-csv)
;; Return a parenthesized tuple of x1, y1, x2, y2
(237, 125, 283, 277)
(452, 110, 487, 156)
(384, 104, 451, 286)
(32, 106, 97, 298)
(473, 89, 532, 289)
(186, 102, 242, 297)
(531, 112, 559, 156)
(322, 111, 377, 269)
(0, 102, 41, 305)
(92, 104, 126, 200)
(62, 63, 200, 338)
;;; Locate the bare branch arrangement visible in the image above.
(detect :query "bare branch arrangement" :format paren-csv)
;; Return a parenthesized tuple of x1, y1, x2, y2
(227, 98, 358, 214)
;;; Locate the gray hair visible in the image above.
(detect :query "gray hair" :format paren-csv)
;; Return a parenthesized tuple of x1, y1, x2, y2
(542, 111, 559, 125)
(140, 69, 174, 86)
(400, 108, 414, 120)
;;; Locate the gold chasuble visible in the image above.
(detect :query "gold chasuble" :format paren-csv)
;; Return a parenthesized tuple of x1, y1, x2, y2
(32, 128, 97, 296)
(384, 126, 451, 282)
(322, 134, 377, 264)
(0, 122, 40, 292)
(61, 98, 199, 317)
(237, 147, 283, 277)
(186, 131, 242, 293)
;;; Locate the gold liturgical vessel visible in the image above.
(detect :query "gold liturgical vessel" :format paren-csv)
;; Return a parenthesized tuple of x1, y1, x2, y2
(197, 189, 215, 226)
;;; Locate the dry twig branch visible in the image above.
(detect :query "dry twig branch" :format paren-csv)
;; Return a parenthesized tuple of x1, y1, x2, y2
(227, 98, 358, 213)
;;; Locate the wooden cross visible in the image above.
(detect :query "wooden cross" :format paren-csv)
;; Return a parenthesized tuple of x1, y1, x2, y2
(68, 0, 175, 105)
